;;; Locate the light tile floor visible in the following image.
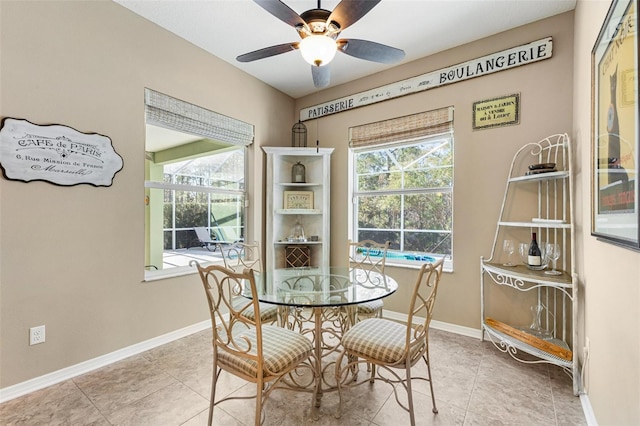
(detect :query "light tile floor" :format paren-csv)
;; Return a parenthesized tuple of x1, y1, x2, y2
(0, 328, 586, 425)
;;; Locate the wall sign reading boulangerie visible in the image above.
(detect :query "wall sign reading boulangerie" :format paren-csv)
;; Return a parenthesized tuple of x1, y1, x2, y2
(0, 118, 123, 187)
(300, 37, 552, 121)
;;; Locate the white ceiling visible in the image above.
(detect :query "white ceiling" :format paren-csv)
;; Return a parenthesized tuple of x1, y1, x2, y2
(116, 0, 576, 99)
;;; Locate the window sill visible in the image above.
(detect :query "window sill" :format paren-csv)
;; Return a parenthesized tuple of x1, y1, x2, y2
(385, 258, 453, 273)
(143, 259, 223, 282)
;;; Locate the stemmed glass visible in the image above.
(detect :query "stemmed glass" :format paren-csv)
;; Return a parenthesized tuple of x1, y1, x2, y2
(518, 243, 528, 264)
(544, 242, 562, 275)
(502, 239, 515, 266)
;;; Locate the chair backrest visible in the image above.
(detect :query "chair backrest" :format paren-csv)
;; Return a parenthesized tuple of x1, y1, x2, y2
(405, 257, 445, 361)
(191, 262, 264, 363)
(347, 240, 390, 284)
(218, 241, 262, 273)
(194, 226, 215, 243)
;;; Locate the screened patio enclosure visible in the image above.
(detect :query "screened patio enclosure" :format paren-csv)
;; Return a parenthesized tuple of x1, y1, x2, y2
(145, 147, 245, 271)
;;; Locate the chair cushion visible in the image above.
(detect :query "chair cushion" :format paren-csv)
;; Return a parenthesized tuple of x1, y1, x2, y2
(231, 297, 278, 322)
(341, 318, 410, 363)
(217, 325, 313, 378)
(357, 299, 384, 314)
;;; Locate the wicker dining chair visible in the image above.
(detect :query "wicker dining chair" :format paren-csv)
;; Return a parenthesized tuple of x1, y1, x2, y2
(191, 262, 317, 426)
(217, 241, 278, 324)
(347, 239, 390, 320)
(335, 257, 445, 426)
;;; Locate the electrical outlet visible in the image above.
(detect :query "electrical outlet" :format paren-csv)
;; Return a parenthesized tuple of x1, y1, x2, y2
(30, 325, 45, 345)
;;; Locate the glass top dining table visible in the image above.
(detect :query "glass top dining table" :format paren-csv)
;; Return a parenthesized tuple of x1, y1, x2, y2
(243, 267, 398, 308)
(241, 267, 399, 410)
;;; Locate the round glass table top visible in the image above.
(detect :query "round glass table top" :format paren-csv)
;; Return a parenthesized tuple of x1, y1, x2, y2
(242, 267, 398, 308)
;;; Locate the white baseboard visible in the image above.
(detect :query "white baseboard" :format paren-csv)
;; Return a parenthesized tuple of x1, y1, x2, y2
(580, 393, 598, 426)
(382, 309, 482, 340)
(0, 310, 586, 426)
(0, 320, 211, 404)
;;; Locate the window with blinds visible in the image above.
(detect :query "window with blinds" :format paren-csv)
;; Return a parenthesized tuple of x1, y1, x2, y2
(349, 106, 454, 267)
(144, 89, 252, 278)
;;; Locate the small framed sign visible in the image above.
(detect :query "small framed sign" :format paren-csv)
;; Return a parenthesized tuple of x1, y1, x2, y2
(284, 191, 314, 209)
(472, 94, 520, 130)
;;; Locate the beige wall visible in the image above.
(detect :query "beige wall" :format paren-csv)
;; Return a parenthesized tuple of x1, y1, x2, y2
(296, 13, 575, 330)
(0, 1, 294, 387)
(1, 1, 639, 424)
(573, 1, 640, 424)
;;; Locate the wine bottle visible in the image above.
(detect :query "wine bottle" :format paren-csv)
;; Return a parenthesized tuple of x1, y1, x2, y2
(528, 232, 542, 266)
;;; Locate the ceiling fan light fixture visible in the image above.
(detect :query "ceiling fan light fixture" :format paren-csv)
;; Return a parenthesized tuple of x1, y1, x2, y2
(299, 35, 337, 67)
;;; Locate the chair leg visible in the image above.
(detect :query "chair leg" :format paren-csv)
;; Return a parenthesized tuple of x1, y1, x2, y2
(424, 351, 438, 414)
(405, 362, 416, 426)
(255, 378, 264, 426)
(208, 364, 218, 426)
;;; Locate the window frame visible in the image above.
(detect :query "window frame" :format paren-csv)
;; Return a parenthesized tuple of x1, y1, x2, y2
(348, 133, 454, 271)
(144, 148, 247, 281)
(143, 89, 253, 281)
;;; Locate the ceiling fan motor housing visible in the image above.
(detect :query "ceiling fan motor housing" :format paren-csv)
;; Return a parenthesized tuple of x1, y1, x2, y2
(299, 9, 340, 38)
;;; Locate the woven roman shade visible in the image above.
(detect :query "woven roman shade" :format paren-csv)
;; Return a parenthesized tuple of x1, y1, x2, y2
(145, 88, 254, 146)
(349, 106, 453, 148)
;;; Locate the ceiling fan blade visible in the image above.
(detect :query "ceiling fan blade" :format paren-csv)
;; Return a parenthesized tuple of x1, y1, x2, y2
(328, 0, 381, 31)
(253, 0, 308, 29)
(312, 65, 330, 88)
(337, 39, 405, 64)
(236, 42, 299, 62)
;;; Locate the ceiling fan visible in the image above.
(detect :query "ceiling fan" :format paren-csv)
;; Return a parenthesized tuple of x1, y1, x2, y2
(236, 0, 405, 88)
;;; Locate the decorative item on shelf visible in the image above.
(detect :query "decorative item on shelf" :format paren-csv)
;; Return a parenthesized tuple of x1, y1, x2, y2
(527, 232, 542, 266)
(526, 162, 557, 175)
(519, 241, 548, 270)
(291, 161, 306, 183)
(284, 191, 314, 209)
(309, 235, 319, 242)
(285, 245, 311, 268)
(544, 242, 562, 275)
(291, 120, 307, 147)
(528, 304, 552, 339)
(502, 239, 515, 266)
(288, 217, 307, 242)
(518, 243, 528, 263)
(485, 318, 572, 361)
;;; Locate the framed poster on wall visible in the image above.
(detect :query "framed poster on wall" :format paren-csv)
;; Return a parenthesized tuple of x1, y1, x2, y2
(591, 0, 640, 250)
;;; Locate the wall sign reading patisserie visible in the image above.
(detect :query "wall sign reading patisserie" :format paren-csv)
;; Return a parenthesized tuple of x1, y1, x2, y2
(0, 117, 123, 187)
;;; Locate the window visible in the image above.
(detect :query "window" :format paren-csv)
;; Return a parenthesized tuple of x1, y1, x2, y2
(349, 107, 453, 269)
(144, 89, 253, 279)
(145, 147, 245, 270)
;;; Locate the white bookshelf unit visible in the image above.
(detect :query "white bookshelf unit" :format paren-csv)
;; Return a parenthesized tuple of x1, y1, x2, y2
(263, 147, 333, 271)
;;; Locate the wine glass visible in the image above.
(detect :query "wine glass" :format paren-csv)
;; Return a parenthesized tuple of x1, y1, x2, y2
(518, 242, 528, 264)
(502, 239, 515, 266)
(544, 242, 562, 275)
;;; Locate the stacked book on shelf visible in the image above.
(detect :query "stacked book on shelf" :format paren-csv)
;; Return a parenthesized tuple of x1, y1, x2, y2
(525, 162, 556, 175)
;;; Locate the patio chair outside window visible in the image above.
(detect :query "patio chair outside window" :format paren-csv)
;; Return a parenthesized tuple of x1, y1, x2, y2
(193, 227, 218, 252)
